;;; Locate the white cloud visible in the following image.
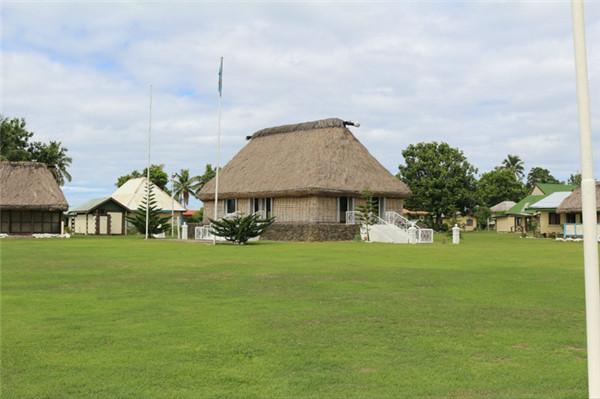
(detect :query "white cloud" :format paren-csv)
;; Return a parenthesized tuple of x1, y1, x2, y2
(2, 1, 599, 209)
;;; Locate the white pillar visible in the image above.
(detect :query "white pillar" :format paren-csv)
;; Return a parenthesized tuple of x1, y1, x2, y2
(182, 223, 188, 240)
(452, 224, 460, 244)
(408, 225, 417, 244)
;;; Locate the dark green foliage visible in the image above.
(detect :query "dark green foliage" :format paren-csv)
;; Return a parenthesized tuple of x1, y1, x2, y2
(502, 154, 525, 181)
(186, 208, 204, 223)
(209, 213, 275, 244)
(477, 167, 527, 207)
(125, 183, 171, 236)
(117, 164, 170, 193)
(28, 140, 72, 186)
(526, 167, 561, 189)
(568, 172, 582, 186)
(0, 115, 72, 186)
(355, 187, 378, 241)
(196, 164, 218, 189)
(0, 116, 33, 161)
(397, 142, 478, 231)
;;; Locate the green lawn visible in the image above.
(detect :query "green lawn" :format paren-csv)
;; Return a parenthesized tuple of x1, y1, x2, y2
(0, 233, 590, 398)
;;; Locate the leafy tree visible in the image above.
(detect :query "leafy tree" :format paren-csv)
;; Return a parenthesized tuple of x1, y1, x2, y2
(477, 167, 527, 207)
(355, 187, 378, 241)
(186, 208, 204, 223)
(116, 164, 170, 193)
(502, 154, 525, 181)
(526, 167, 560, 189)
(195, 164, 218, 192)
(173, 169, 198, 207)
(473, 205, 492, 230)
(397, 142, 478, 231)
(568, 172, 582, 186)
(125, 182, 171, 236)
(209, 212, 275, 245)
(0, 116, 33, 161)
(28, 140, 72, 186)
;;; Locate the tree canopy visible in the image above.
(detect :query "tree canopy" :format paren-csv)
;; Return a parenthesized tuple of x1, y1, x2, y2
(502, 154, 525, 181)
(526, 167, 561, 189)
(477, 167, 527, 207)
(397, 142, 478, 230)
(173, 169, 198, 208)
(116, 164, 170, 193)
(0, 115, 72, 186)
(568, 172, 582, 186)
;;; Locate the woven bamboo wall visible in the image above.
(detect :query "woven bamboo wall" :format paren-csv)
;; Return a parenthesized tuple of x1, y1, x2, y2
(386, 198, 404, 214)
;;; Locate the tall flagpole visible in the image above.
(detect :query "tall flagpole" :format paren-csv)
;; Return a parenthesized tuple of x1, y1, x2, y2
(146, 85, 153, 240)
(571, 1, 600, 397)
(213, 57, 223, 245)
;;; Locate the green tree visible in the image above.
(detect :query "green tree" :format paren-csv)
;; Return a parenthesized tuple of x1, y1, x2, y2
(0, 116, 33, 161)
(568, 172, 582, 186)
(116, 164, 170, 193)
(209, 212, 275, 245)
(125, 182, 171, 236)
(173, 169, 198, 208)
(526, 167, 561, 189)
(186, 208, 204, 223)
(397, 142, 478, 230)
(355, 187, 378, 241)
(195, 164, 218, 192)
(28, 140, 72, 186)
(477, 167, 527, 207)
(502, 154, 525, 181)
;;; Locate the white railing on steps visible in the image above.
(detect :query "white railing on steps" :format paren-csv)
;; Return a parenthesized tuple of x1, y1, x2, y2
(346, 210, 433, 244)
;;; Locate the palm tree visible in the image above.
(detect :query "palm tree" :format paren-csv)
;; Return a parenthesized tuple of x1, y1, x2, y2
(29, 140, 72, 186)
(502, 154, 524, 181)
(173, 169, 198, 208)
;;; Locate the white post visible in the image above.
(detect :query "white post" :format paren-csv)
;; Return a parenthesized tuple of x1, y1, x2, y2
(171, 172, 175, 238)
(213, 57, 223, 245)
(145, 85, 152, 240)
(452, 224, 460, 244)
(408, 225, 417, 244)
(182, 223, 188, 240)
(572, 1, 600, 397)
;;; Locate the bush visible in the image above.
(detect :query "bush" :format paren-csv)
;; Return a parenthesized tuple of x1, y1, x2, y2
(209, 213, 275, 245)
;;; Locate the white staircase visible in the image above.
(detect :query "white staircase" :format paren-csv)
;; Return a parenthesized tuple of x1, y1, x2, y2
(347, 211, 433, 244)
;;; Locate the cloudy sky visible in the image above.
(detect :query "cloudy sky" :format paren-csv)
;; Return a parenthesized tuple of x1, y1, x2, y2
(2, 1, 599, 210)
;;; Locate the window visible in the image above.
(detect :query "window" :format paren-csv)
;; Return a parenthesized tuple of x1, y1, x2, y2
(248, 198, 273, 218)
(466, 219, 474, 227)
(224, 199, 237, 215)
(338, 197, 355, 223)
(1, 210, 9, 233)
(566, 213, 577, 223)
(548, 212, 560, 225)
(10, 211, 32, 234)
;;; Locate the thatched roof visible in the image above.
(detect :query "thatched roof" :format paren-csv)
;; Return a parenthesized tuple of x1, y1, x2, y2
(556, 183, 600, 213)
(490, 201, 516, 213)
(0, 161, 68, 211)
(198, 118, 411, 200)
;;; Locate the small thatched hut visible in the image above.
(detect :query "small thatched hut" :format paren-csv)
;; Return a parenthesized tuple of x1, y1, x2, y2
(197, 118, 411, 240)
(556, 183, 600, 215)
(0, 161, 69, 235)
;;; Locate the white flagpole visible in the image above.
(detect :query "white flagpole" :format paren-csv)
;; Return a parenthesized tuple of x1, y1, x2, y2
(213, 57, 223, 245)
(146, 85, 153, 240)
(571, 2, 600, 397)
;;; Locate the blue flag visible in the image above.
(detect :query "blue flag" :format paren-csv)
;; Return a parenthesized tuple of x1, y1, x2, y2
(218, 57, 223, 97)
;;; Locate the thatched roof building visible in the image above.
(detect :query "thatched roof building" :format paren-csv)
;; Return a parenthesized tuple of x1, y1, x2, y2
(0, 161, 68, 235)
(198, 118, 410, 200)
(556, 183, 600, 213)
(0, 161, 68, 211)
(198, 118, 411, 235)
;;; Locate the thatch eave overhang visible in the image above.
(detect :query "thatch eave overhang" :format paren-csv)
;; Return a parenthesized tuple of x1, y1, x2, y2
(198, 188, 410, 201)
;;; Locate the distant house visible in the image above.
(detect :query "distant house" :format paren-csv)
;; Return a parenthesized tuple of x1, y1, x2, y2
(442, 212, 478, 231)
(66, 197, 129, 235)
(556, 182, 600, 237)
(0, 161, 68, 235)
(111, 177, 186, 230)
(495, 183, 577, 234)
(490, 201, 516, 232)
(197, 118, 412, 241)
(68, 177, 187, 235)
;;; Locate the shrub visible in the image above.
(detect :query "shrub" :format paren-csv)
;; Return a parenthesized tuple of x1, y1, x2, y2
(209, 213, 275, 245)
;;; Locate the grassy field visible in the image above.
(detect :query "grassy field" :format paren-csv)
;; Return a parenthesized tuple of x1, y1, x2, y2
(0, 233, 591, 398)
